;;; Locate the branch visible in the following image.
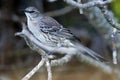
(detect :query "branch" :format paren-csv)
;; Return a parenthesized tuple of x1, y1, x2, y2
(45, 0, 112, 17)
(99, 6, 120, 30)
(51, 54, 73, 66)
(64, 0, 112, 9)
(46, 59, 52, 80)
(22, 57, 45, 80)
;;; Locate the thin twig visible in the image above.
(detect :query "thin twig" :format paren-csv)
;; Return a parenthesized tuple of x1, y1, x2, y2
(64, 0, 112, 9)
(22, 57, 45, 80)
(111, 28, 117, 64)
(51, 54, 73, 66)
(77, 0, 83, 14)
(46, 59, 52, 80)
(99, 6, 120, 30)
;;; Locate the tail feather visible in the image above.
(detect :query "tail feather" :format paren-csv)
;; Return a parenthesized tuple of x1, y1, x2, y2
(74, 43, 105, 61)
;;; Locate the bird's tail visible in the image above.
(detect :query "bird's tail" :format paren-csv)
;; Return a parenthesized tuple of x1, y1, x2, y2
(73, 42, 105, 61)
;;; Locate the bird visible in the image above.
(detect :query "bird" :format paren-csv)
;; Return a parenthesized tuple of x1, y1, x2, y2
(23, 6, 104, 61)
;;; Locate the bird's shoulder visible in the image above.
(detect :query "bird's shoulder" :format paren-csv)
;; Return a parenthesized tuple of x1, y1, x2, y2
(39, 15, 62, 27)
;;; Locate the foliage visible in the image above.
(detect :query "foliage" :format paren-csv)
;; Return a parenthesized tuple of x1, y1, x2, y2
(112, 0, 120, 22)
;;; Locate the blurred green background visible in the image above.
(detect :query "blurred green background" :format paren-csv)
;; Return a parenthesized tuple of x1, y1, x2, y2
(112, 0, 120, 22)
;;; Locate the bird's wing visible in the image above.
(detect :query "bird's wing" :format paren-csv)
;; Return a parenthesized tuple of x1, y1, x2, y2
(39, 16, 105, 61)
(39, 16, 75, 39)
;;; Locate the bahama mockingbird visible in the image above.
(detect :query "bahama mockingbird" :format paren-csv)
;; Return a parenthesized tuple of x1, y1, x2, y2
(22, 6, 103, 60)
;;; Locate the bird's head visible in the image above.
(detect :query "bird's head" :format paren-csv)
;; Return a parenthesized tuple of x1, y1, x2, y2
(24, 7, 40, 20)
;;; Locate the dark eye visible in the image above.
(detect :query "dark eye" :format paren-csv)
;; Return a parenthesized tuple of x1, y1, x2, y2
(29, 11, 35, 13)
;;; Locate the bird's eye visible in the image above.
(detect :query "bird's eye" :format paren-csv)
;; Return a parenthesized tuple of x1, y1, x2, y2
(29, 11, 35, 13)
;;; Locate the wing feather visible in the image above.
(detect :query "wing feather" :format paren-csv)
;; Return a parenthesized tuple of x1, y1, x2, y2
(39, 16, 74, 39)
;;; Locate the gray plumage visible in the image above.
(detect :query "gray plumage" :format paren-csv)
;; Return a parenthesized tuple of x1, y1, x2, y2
(24, 6, 104, 61)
